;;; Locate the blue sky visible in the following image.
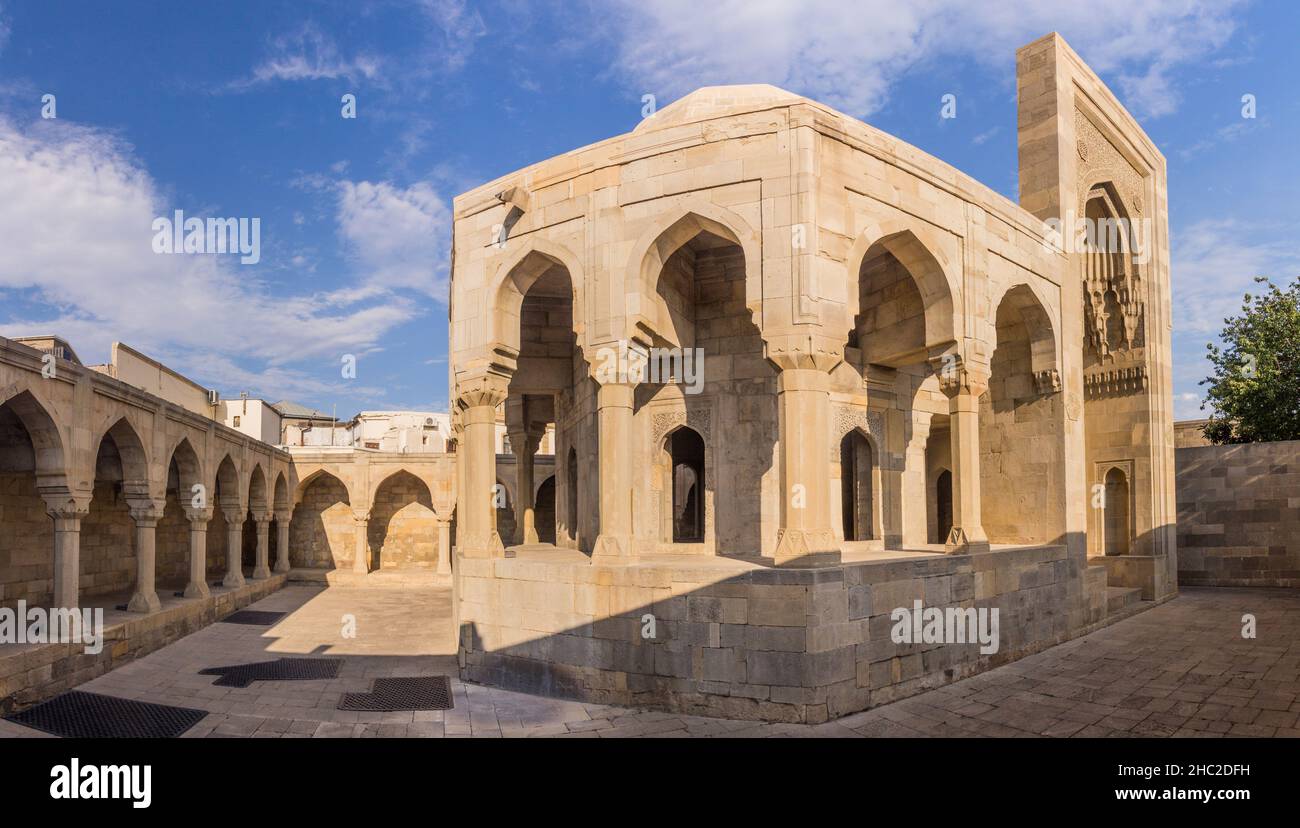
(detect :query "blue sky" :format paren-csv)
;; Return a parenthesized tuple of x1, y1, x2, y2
(0, 0, 1296, 419)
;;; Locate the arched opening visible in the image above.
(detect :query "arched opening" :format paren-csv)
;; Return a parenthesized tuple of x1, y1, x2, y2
(271, 472, 289, 568)
(666, 427, 705, 543)
(0, 393, 61, 609)
(157, 440, 201, 593)
(369, 471, 437, 569)
(535, 475, 556, 544)
(289, 472, 352, 569)
(241, 466, 267, 570)
(641, 216, 769, 555)
(980, 285, 1061, 544)
(565, 448, 578, 545)
(839, 430, 874, 541)
(935, 469, 953, 545)
(82, 420, 149, 603)
(1104, 467, 1131, 556)
(496, 245, 581, 553)
(210, 456, 240, 580)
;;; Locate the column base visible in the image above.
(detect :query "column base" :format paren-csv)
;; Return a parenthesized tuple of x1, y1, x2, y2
(459, 530, 506, 558)
(252, 566, 271, 580)
(223, 571, 246, 588)
(273, 559, 290, 574)
(945, 527, 991, 555)
(772, 528, 841, 567)
(127, 590, 161, 613)
(184, 580, 211, 599)
(591, 533, 632, 561)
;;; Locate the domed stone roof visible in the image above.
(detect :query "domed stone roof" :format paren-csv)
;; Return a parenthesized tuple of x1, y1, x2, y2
(633, 84, 810, 133)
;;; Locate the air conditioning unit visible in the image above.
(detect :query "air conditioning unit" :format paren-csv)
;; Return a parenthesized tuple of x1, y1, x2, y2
(425, 417, 435, 427)
(207, 389, 220, 407)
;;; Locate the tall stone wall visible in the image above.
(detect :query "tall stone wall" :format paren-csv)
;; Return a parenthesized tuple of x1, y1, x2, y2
(1176, 440, 1300, 587)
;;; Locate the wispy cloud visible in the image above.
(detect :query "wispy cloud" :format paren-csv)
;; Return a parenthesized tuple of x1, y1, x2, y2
(0, 115, 422, 399)
(598, 0, 1245, 119)
(233, 22, 382, 89)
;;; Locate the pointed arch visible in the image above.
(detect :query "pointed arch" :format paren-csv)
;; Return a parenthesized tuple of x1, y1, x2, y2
(487, 236, 586, 360)
(0, 388, 66, 479)
(272, 471, 290, 514)
(990, 282, 1059, 381)
(247, 463, 268, 514)
(94, 416, 151, 500)
(625, 200, 762, 344)
(846, 219, 960, 359)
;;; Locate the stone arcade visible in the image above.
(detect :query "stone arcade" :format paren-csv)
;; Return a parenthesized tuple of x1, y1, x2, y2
(449, 33, 1177, 722)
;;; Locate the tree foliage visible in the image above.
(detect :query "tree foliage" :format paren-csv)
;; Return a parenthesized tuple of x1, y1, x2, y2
(1201, 276, 1300, 444)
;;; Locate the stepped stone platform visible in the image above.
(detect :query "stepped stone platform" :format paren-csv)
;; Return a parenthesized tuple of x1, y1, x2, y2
(457, 544, 1163, 724)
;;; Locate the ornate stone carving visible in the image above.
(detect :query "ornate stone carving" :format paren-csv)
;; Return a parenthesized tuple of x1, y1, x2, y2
(1033, 368, 1062, 395)
(1084, 364, 1148, 398)
(650, 406, 712, 446)
(832, 404, 883, 444)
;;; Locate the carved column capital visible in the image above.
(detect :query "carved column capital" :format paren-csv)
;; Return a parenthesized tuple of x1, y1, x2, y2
(456, 370, 511, 412)
(763, 330, 843, 373)
(928, 354, 990, 398)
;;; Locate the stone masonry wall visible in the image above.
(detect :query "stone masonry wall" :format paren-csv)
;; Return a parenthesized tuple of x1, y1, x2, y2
(1176, 440, 1300, 587)
(458, 545, 1107, 723)
(0, 471, 53, 609)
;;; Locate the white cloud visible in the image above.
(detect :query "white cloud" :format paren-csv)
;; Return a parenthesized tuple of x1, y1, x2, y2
(0, 116, 420, 400)
(1171, 218, 1300, 336)
(601, 0, 1244, 119)
(335, 180, 451, 301)
(241, 22, 382, 87)
(416, 0, 488, 72)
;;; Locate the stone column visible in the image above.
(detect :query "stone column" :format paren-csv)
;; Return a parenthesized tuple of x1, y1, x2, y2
(435, 518, 452, 575)
(274, 513, 291, 573)
(44, 496, 90, 609)
(184, 507, 212, 598)
(455, 372, 509, 558)
(933, 357, 991, 554)
(771, 365, 839, 564)
(251, 513, 271, 579)
(509, 429, 541, 546)
(223, 505, 246, 588)
(353, 509, 370, 573)
(127, 502, 162, 613)
(902, 412, 932, 547)
(591, 381, 635, 560)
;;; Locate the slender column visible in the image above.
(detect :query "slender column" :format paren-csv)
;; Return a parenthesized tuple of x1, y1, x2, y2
(770, 358, 839, 565)
(435, 518, 452, 575)
(932, 356, 991, 554)
(353, 509, 370, 573)
(274, 513, 291, 573)
(223, 505, 246, 587)
(44, 497, 90, 609)
(510, 429, 541, 546)
(127, 502, 162, 612)
(251, 512, 271, 579)
(184, 507, 212, 598)
(591, 381, 635, 560)
(456, 372, 509, 558)
(902, 412, 933, 546)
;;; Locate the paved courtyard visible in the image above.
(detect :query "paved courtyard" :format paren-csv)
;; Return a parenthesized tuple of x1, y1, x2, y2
(1, 584, 1297, 738)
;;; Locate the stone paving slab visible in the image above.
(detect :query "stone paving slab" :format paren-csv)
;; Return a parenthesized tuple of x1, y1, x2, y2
(2, 584, 1296, 738)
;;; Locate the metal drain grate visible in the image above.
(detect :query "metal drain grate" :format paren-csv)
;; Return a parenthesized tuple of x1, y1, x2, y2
(200, 657, 341, 688)
(220, 610, 286, 626)
(338, 676, 453, 711)
(4, 691, 207, 738)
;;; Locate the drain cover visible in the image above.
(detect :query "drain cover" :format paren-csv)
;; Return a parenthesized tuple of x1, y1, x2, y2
(220, 610, 286, 626)
(338, 676, 453, 711)
(200, 657, 341, 688)
(4, 691, 207, 738)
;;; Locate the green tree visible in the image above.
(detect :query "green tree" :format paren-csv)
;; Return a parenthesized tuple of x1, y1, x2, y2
(1201, 276, 1300, 444)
